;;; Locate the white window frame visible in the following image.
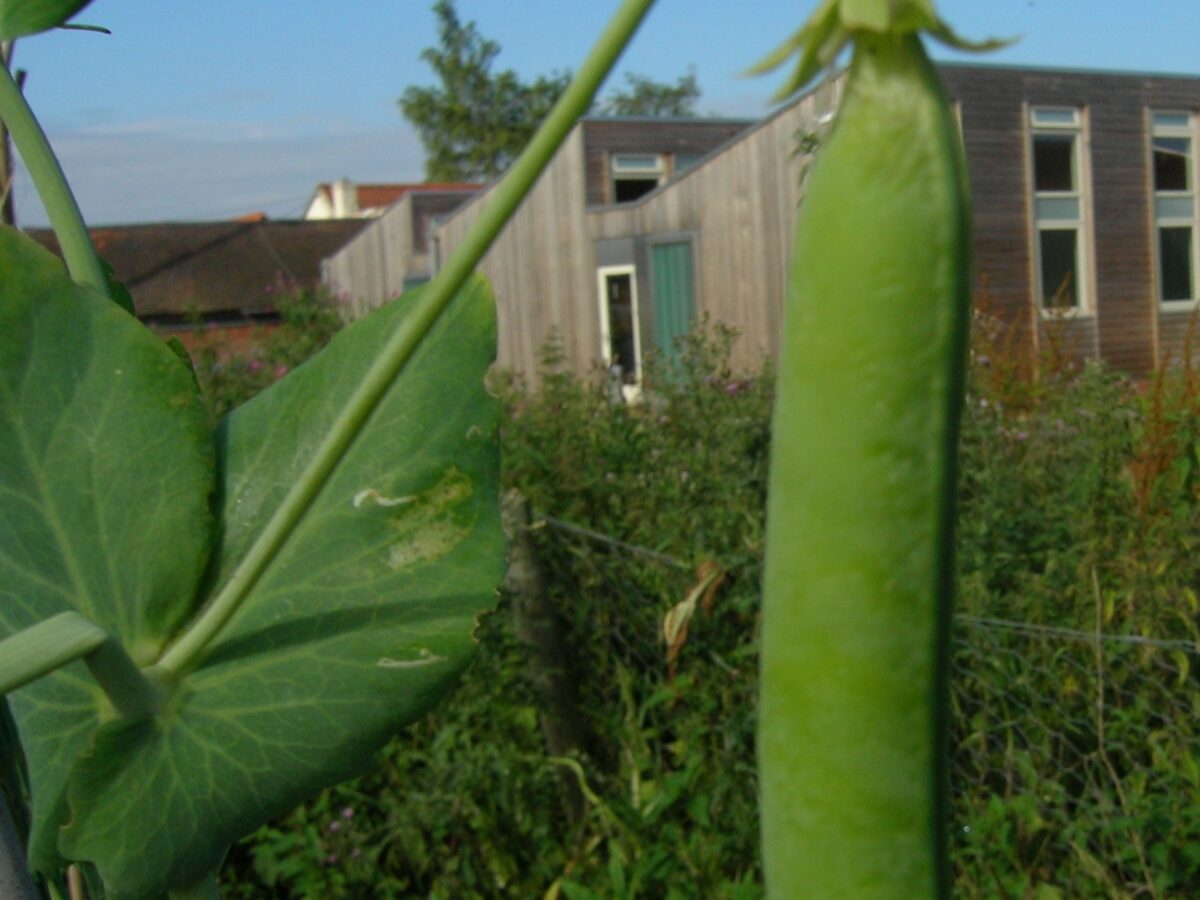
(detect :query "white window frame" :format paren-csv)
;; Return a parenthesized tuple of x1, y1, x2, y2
(610, 153, 665, 202)
(1150, 110, 1199, 311)
(596, 264, 643, 401)
(1028, 106, 1093, 317)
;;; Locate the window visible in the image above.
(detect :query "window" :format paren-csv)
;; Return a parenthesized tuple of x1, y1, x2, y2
(1151, 111, 1198, 306)
(1029, 107, 1090, 313)
(611, 153, 664, 202)
(597, 265, 642, 399)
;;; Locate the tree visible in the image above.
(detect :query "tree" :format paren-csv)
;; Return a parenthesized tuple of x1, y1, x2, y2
(595, 69, 700, 117)
(399, 0, 569, 181)
(400, 1, 702, 181)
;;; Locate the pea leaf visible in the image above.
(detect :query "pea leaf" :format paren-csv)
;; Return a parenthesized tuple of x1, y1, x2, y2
(0, 0, 93, 39)
(0, 225, 214, 869)
(56, 278, 503, 897)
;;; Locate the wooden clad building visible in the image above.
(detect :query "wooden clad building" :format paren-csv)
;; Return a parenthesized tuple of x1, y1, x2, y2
(323, 117, 754, 376)
(942, 64, 1200, 373)
(321, 186, 482, 317)
(330, 64, 1200, 381)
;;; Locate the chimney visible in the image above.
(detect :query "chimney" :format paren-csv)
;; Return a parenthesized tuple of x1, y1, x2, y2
(332, 178, 356, 218)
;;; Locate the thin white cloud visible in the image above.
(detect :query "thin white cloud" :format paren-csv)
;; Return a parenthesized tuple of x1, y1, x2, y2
(12, 123, 427, 226)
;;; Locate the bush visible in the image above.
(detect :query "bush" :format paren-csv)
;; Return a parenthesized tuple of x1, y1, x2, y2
(188, 284, 345, 423)
(213, 317, 1199, 898)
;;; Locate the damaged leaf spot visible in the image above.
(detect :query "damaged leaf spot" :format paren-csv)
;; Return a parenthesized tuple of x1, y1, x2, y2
(377, 648, 446, 669)
(353, 488, 417, 509)
(379, 468, 475, 571)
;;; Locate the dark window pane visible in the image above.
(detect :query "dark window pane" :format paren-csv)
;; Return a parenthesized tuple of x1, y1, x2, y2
(1154, 136, 1191, 192)
(605, 273, 639, 382)
(1040, 229, 1078, 308)
(614, 177, 659, 203)
(1033, 134, 1075, 192)
(1160, 226, 1194, 301)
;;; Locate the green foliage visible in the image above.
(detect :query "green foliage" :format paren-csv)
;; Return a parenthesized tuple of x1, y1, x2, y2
(0, 227, 215, 881)
(595, 69, 701, 117)
(66, 280, 502, 897)
(0, 0, 91, 40)
(189, 285, 346, 423)
(399, 0, 570, 181)
(0, 229, 504, 895)
(400, 1, 704, 181)
(2, 3, 659, 892)
(223, 324, 1198, 898)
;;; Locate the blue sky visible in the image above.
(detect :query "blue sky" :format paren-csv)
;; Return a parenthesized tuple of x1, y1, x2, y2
(9, 0, 1200, 226)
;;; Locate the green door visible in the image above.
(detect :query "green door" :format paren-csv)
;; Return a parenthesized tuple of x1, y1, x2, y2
(650, 241, 695, 368)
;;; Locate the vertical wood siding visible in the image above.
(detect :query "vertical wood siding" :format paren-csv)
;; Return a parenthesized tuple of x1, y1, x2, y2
(436, 126, 596, 375)
(335, 67, 1200, 381)
(583, 119, 755, 206)
(589, 77, 843, 372)
(322, 191, 478, 318)
(323, 196, 415, 318)
(942, 65, 1200, 376)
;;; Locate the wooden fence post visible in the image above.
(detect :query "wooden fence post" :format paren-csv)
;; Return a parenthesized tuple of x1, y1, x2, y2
(502, 491, 592, 823)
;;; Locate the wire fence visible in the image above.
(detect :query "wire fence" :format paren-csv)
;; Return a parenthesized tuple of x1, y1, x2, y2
(528, 510, 1200, 898)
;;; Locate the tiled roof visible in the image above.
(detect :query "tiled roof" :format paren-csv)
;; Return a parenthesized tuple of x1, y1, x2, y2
(26, 219, 369, 318)
(314, 182, 482, 212)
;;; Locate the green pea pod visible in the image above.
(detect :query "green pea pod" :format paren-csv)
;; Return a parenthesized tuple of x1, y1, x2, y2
(755, 4, 997, 897)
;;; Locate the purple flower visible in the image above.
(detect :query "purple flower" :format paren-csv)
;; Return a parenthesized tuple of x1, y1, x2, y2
(274, 364, 289, 379)
(341, 807, 355, 820)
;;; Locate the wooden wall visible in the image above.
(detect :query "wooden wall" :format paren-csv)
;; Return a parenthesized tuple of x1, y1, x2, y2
(323, 196, 417, 318)
(435, 126, 597, 375)
(942, 64, 1200, 375)
(322, 190, 478, 318)
(434, 120, 759, 378)
(589, 77, 843, 371)
(342, 66, 1200, 381)
(583, 118, 754, 206)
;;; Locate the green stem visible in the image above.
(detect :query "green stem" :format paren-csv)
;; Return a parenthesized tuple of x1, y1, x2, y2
(0, 59, 106, 295)
(152, 0, 657, 679)
(0, 613, 161, 719)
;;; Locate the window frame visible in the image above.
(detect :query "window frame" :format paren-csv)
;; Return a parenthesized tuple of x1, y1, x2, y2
(1150, 109, 1200, 311)
(596, 263, 643, 401)
(610, 153, 665, 203)
(1027, 105, 1094, 317)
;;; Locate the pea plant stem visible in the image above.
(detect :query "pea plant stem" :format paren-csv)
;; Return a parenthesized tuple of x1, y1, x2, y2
(151, 0, 659, 681)
(0, 60, 107, 296)
(0, 613, 161, 719)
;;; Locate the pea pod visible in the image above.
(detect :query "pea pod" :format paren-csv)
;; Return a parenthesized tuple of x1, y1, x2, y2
(754, 4, 1000, 897)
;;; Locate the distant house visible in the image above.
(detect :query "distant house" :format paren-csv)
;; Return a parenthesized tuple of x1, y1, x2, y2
(330, 65, 1200, 384)
(303, 179, 481, 220)
(322, 116, 756, 364)
(28, 218, 369, 351)
(320, 184, 484, 311)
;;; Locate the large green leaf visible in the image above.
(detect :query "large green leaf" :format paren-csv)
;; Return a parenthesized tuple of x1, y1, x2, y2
(56, 277, 503, 896)
(0, 226, 214, 869)
(0, 0, 92, 39)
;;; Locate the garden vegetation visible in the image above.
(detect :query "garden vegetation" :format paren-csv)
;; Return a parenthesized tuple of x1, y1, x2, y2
(206, 298, 1200, 899)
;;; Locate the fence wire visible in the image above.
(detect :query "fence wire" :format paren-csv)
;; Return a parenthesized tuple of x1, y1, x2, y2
(532, 512, 1200, 898)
